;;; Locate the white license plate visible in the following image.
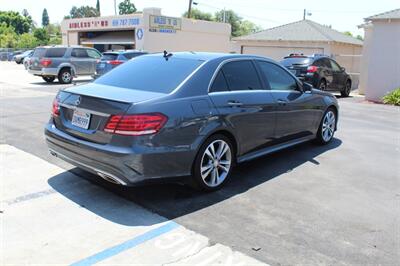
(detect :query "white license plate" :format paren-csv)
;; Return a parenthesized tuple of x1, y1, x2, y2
(71, 110, 91, 129)
(98, 63, 105, 68)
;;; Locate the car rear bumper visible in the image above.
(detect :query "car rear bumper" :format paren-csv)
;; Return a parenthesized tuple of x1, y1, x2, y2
(29, 68, 58, 76)
(44, 122, 195, 186)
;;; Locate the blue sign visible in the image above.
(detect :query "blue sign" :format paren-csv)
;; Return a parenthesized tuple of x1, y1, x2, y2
(112, 18, 140, 27)
(136, 28, 144, 40)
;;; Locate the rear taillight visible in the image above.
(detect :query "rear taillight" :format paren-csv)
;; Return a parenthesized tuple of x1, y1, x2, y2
(104, 113, 168, 136)
(107, 60, 123, 65)
(52, 98, 60, 117)
(307, 66, 318, 73)
(40, 58, 52, 67)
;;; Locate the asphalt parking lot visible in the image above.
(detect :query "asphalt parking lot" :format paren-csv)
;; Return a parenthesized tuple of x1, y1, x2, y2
(1, 61, 399, 265)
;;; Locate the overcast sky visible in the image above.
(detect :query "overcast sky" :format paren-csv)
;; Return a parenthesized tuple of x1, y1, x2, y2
(1, 0, 399, 36)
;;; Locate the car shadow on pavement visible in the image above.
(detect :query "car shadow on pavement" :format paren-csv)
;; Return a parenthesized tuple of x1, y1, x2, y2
(48, 138, 342, 225)
(47, 169, 166, 226)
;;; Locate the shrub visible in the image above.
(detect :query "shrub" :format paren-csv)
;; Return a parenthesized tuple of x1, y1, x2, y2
(382, 88, 400, 106)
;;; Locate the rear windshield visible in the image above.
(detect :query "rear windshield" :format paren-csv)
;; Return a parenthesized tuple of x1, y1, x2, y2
(280, 57, 312, 66)
(45, 48, 67, 58)
(32, 48, 46, 58)
(101, 53, 118, 61)
(95, 55, 204, 93)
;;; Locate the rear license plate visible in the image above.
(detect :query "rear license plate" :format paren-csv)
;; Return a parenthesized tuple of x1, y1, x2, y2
(98, 63, 105, 68)
(71, 110, 91, 129)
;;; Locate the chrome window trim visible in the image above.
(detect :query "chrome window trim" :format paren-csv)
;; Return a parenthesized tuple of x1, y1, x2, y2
(207, 57, 264, 94)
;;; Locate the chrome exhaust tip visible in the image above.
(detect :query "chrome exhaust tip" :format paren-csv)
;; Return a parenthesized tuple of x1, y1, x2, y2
(97, 172, 123, 185)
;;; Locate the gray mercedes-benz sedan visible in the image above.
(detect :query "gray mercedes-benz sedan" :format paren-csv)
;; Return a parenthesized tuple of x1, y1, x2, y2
(45, 52, 339, 191)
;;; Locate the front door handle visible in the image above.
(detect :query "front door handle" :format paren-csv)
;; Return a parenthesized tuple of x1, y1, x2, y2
(227, 101, 243, 107)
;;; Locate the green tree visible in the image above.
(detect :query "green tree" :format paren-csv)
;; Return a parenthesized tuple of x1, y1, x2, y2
(46, 23, 62, 45)
(42, 8, 49, 27)
(182, 8, 214, 21)
(119, 0, 137, 15)
(33, 28, 49, 45)
(0, 22, 17, 47)
(236, 20, 261, 36)
(65, 6, 100, 19)
(0, 11, 33, 34)
(96, 0, 101, 15)
(16, 33, 38, 48)
(356, 35, 363, 41)
(343, 31, 353, 37)
(215, 10, 260, 37)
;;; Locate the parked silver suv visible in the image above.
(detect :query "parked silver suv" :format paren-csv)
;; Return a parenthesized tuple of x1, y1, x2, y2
(28, 46, 102, 84)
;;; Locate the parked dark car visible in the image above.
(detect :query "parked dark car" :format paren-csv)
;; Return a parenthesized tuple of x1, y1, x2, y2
(14, 50, 33, 64)
(280, 54, 352, 97)
(45, 52, 339, 191)
(93, 50, 148, 78)
(29, 46, 101, 84)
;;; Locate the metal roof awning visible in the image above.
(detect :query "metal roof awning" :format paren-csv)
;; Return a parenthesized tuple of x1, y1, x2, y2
(81, 31, 135, 45)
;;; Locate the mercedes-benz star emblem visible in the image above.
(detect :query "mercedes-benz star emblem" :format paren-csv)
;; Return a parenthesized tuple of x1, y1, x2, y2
(75, 96, 81, 106)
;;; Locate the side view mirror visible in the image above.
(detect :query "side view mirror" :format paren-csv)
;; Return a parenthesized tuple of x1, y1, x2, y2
(302, 82, 313, 92)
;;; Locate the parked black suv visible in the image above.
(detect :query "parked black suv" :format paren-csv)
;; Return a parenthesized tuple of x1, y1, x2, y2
(280, 54, 352, 97)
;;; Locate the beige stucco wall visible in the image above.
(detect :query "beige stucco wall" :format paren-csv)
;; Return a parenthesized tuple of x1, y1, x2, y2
(360, 20, 400, 101)
(61, 8, 231, 53)
(232, 40, 331, 60)
(141, 10, 231, 53)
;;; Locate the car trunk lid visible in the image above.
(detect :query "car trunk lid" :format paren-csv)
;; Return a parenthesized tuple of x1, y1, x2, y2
(54, 83, 166, 144)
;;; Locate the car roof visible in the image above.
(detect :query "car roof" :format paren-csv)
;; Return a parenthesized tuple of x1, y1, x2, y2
(145, 52, 273, 62)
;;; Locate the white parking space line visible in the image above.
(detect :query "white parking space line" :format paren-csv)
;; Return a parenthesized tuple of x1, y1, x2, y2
(1, 145, 267, 265)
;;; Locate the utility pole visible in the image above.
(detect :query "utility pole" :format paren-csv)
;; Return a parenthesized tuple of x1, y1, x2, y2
(114, 0, 117, 15)
(188, 0, 193, 18)
(303, 9, 306, 20)
(223, 7, 226, 23)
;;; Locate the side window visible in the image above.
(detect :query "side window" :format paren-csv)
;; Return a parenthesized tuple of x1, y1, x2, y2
(221, 60, 262, 91)
(330, 60, 341, 71)
(210, 70, 229, 92)
(71, 49, 88, 58)
(45, 48, 66, 58)
(321, 58, 332, 68)
(257, 61, 298, 91)
(313, 60, 322, 67)
(87, 49, 101, 59)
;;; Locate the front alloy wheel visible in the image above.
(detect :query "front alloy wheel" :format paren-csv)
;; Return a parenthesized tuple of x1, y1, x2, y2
(315, 109, 336, 144)
(193, 135, 234, 191)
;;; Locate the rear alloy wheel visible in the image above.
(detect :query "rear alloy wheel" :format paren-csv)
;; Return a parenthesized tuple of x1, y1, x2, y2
(315, 108, 336, 145)
(58, 68, 73, 84)
(318, 79, 327, 91)
(341, 80, 351, 97)
(42, 76, 55, 83)
(193, 135, 234, 191)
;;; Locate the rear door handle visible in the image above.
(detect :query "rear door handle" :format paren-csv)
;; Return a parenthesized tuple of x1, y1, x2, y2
(277, 99, 288, 105)
(227, 101, 243, 107)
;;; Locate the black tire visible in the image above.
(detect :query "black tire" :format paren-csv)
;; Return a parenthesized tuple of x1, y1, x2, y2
(318, 79, 327, 91)
(58, 68, 73, 84)
(192, 134, 235, 191)
(314, 107, 337, 145)
(42, 76, 55, 83)
(341, 80, 351, 97)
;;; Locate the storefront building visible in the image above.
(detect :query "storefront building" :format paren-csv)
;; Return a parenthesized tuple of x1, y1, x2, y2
(61, 8, 231, 53)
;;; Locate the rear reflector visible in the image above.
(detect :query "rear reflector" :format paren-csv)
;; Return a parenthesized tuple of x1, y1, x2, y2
(52, 98, 60, 117)
(107, 60, 123, 65)
(40, 58, 52, 67)
(104, 113, 168, 136)
(307, 66, 318, 73)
